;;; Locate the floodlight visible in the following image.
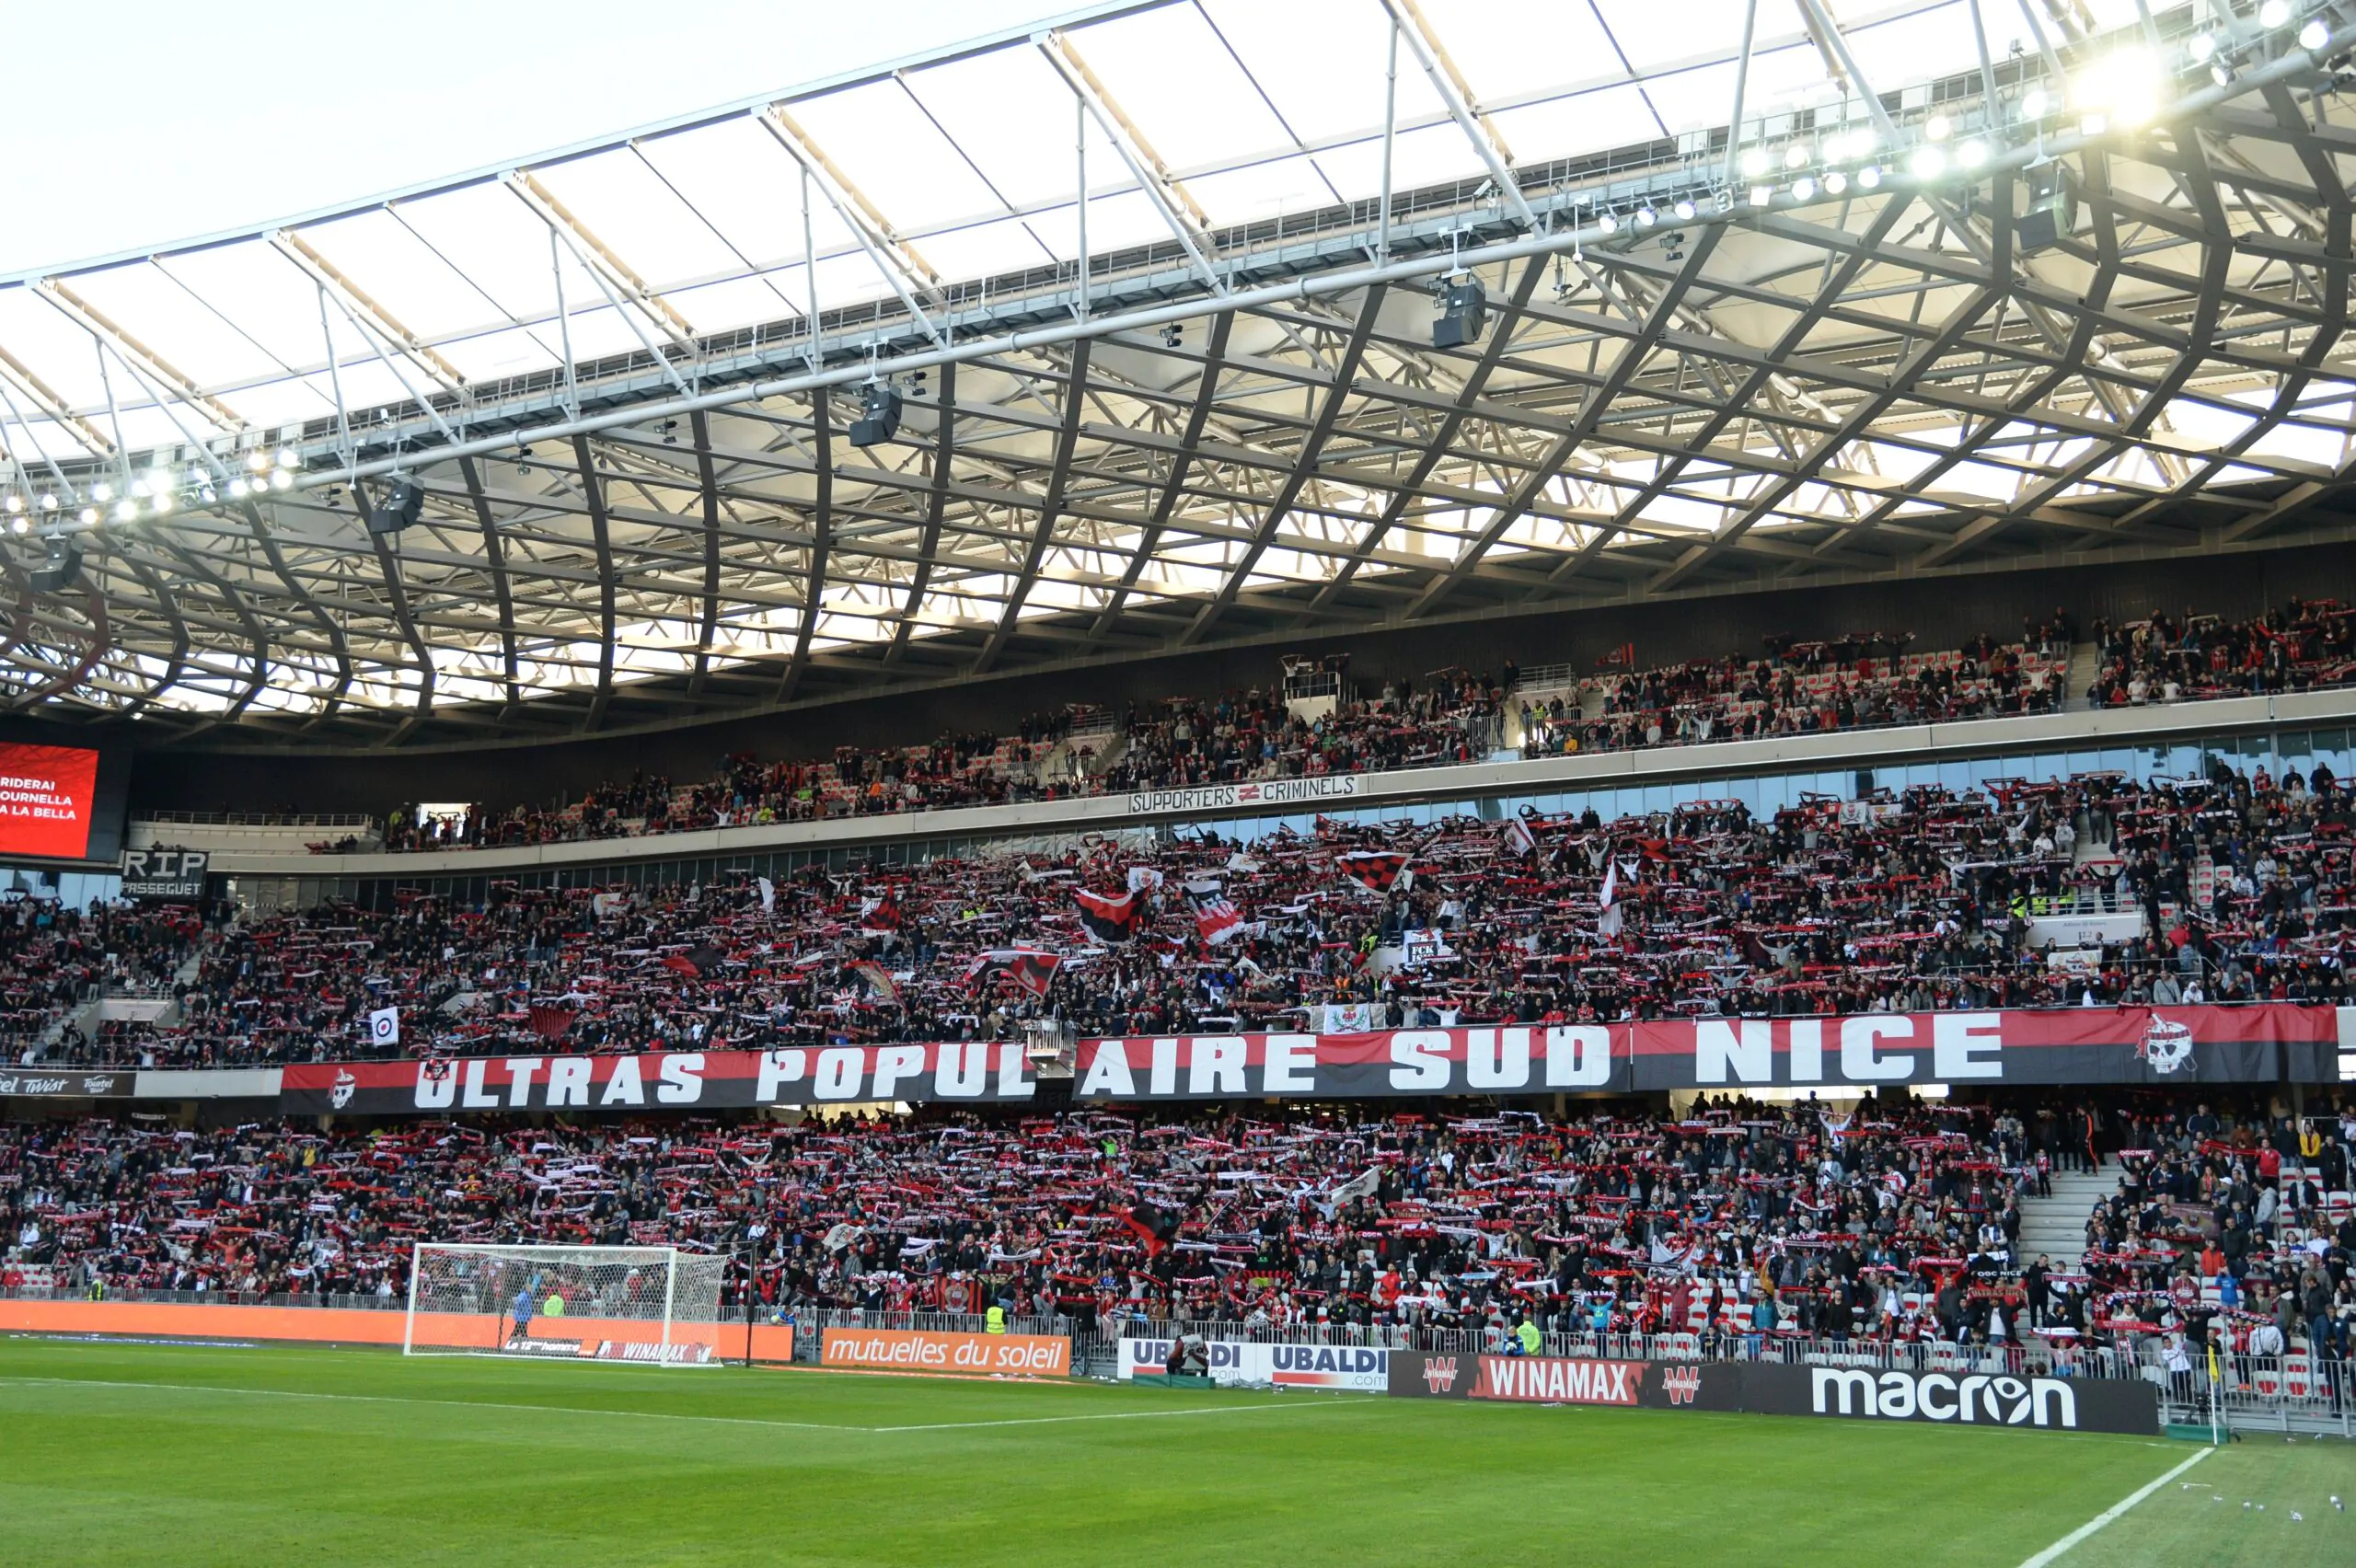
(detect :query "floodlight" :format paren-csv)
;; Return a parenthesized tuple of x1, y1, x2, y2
(2301, 17, 2330, 49)
(2259, 0, 2292, 27)
(1792, 176, 1818, 201)
(1909, 145, 1947, 179)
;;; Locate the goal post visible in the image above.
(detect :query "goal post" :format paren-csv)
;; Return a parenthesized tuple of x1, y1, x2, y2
(403, 1242, 727, 1366)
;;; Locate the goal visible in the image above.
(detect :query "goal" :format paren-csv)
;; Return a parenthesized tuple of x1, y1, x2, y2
(403, 1242, 728, 1365)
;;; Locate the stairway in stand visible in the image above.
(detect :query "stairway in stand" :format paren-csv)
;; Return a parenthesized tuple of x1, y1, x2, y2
(2015, 1157, 2120, 1271)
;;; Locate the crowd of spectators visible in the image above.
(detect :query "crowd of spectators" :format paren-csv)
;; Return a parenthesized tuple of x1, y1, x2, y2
(2086, 598, 2356, 708)
(2, 1093, 2345, 1372)
(352, 599, 2356, 860)
(4, 903, 204, 1066)
(384, 720, 1091, 853)
(31, 759, 2356, 1072)
(1519, 630, 2064, 759)
(2077, 1100, 2356, 1367)
(1104, 672, 1503, 794)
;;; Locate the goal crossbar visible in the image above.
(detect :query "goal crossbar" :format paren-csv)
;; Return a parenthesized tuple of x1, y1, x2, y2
(404, 1242, 727, 1366)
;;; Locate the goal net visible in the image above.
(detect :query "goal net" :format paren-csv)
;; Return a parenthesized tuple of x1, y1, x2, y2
(404, 1243, 729, 1365)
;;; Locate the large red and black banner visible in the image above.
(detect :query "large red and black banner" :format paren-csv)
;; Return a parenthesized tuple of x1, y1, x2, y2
(1071, 1005, 2338, 1100)
(279, 1042, 1037, 1115)
(271, 1005, 2339, 1114)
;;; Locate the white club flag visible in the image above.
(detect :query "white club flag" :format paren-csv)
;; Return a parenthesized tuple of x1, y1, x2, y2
(368, 1007, 400, 1046)
(756, 877, 776, 912)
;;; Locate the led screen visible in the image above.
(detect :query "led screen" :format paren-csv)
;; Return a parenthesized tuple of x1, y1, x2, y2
(0, 742, 101, 859)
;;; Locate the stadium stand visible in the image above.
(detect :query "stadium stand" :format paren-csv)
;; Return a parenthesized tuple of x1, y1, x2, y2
(3, 1097, 2347, 1373)
(346, 601, 2356, 859)
(21, 762, 2356, 1070)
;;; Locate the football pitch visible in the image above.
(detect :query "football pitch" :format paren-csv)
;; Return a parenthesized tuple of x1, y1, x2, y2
(0, 1339, 2347, 1567)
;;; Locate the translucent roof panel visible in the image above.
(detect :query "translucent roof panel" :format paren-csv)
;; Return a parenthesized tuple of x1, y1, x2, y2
(1, 0, 2340, 746)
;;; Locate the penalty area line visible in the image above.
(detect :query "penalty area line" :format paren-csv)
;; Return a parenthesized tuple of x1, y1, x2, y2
(2016, 1446, 2212, 1568)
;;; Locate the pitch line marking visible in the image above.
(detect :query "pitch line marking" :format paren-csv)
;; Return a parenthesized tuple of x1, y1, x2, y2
(0, 1374, 1352, 1435)
(2015, 1446, 2212, 1568)
(873, 1401, 1375, 1432)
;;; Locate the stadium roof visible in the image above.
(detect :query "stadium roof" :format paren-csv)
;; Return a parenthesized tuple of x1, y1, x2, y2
(3, 0, 2354, 749)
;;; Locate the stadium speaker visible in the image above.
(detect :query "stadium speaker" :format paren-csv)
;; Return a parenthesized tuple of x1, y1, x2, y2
(849, 384, 904, 447)
(366, 477, 425, 536)
(1431, 278, 1488, 350)
(29, 535, 82, 594)
(2016, 166, 2078, 255)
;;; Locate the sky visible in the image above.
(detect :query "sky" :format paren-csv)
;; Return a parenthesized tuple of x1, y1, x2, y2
(3, 0, 1072, 276)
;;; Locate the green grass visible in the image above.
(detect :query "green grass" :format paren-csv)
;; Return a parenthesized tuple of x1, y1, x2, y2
(0, 1338, 2346, 1567)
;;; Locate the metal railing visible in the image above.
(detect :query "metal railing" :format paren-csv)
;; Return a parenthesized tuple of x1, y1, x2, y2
(133, 811, 375, 830)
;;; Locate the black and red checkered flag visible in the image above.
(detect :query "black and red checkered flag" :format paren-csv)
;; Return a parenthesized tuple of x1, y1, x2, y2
(1338, 850, 1410, 894)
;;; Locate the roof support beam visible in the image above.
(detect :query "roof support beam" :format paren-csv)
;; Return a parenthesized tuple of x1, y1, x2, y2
(0, 347, 114, 461)
(1414, 233, 1725, 617)
(1311, 255, 1548, 611)
(346, 478, 437, 741)
(458, 455, 521, 709)
(781, 391, 832, 701)
(505, 171, 698, 352)
(34, 278, 243, 434)
(1183, 285, 1387, 646)
(1037, 31, 1227, 294)
(1378, 0, 1539, 231)
(887, 361, 954, 667)
(238, 494, 353, 724)
(571, 433, 618, 731)
(757, 108, 950, 347)
(976, 339, 1091, 674)
(270, 231, 468, 393)
(689, 410, 722, 688)
(1090, 315, 1231, 638)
